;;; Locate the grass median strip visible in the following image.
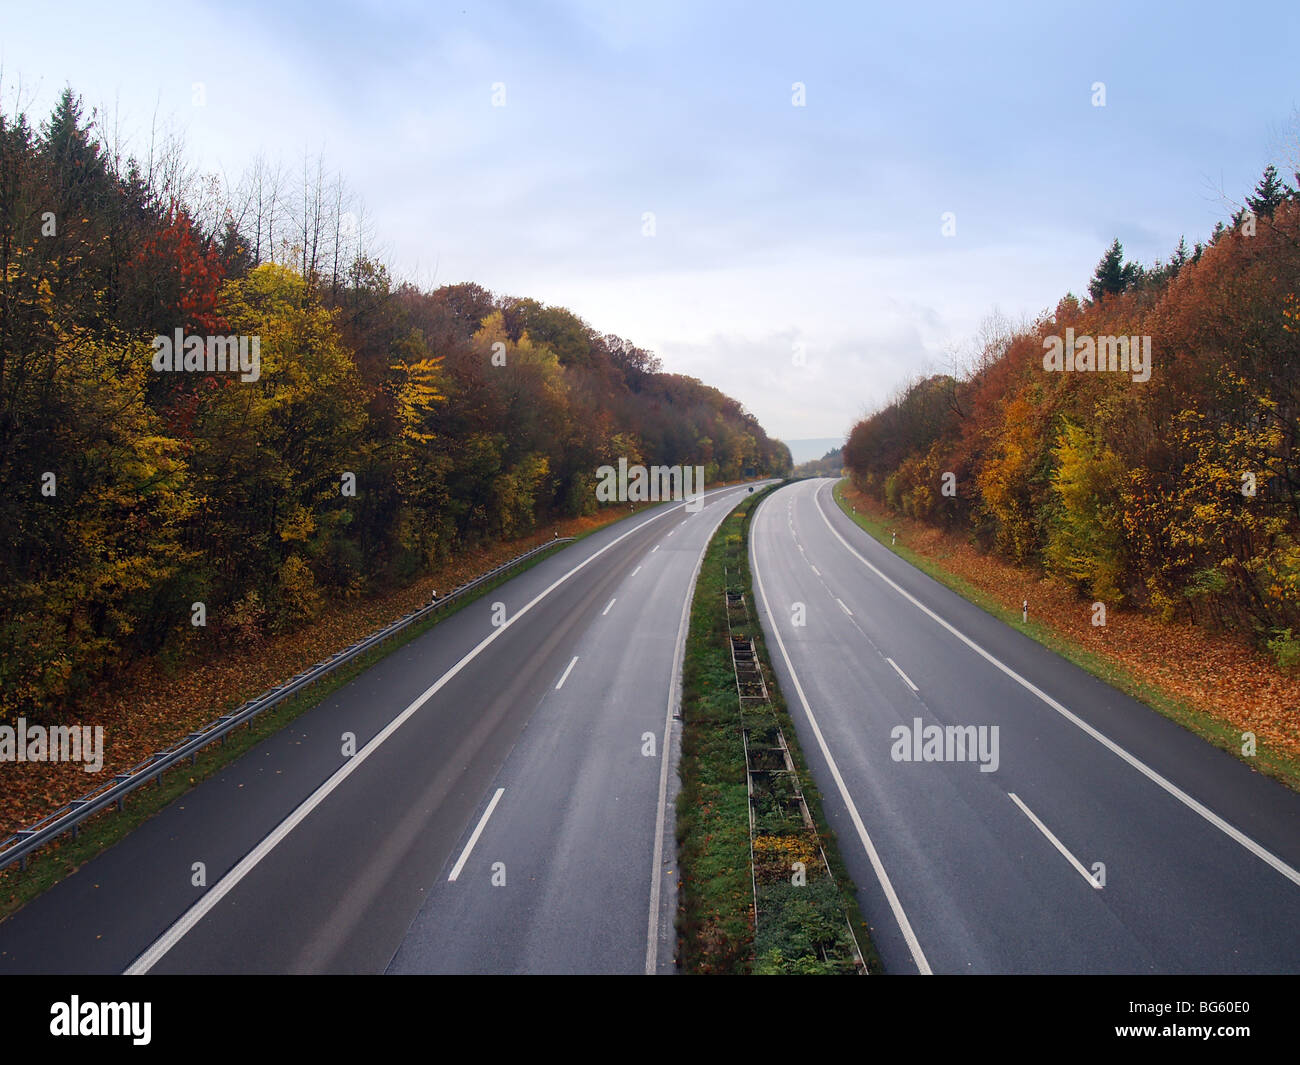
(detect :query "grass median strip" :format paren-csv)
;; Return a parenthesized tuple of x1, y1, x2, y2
(676, 485, 882, 974)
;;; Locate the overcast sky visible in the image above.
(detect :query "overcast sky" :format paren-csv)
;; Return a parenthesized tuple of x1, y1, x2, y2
(3, 0, 1297, 444)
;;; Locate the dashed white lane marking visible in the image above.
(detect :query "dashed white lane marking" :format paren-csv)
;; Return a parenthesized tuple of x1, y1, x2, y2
(602, 598, 616, 616)
(886, 657, 919, 692)
(835, 597, 853, 616)
(1009, 793, 1103, 889)
(555, 655, 579, 689)
(631, 565, 642, 576)
(448, 788, 505, 882)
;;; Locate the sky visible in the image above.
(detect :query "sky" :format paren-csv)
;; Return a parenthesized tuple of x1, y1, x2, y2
(2, 0, 1297, 446)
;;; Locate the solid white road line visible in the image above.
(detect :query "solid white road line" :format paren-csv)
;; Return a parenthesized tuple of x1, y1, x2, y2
(836, 597, 853, 616)
(1009, 792, 1103, 889)
(124, 487, 736, 975)
(886, 658, 919, 692)
(810, 565, 821, 577)
(448, 788, 505, 882)
(555, 655, 579, 689)
(812, 481, 1300, 889)
(752, 494, 933, 975)
(602, 598, 616, 616)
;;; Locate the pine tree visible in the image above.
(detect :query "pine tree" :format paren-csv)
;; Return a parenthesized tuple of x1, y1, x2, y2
(39, 87, 109, 209)
(1088, 238, 1137, 301)
(1171, 235, 1190, 274)
(218, 215, 256, 278)
(1246, 164, 1288, 218)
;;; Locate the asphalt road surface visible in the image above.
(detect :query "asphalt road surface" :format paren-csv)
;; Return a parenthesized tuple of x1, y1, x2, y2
(750, 478, 1300, 974)
(0, 481, 765, 974)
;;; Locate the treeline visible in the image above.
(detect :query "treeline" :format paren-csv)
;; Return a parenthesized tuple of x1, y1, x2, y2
(0, 88, 791, 718)
(794, 447, 842, 478)
(845, 165, 1300, 667)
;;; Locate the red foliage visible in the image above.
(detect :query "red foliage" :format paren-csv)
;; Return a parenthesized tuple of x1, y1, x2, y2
(128, 202, 228, 335)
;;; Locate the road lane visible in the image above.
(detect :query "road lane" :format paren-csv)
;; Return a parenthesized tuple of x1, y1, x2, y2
(386, 483, 753, 973)
(750, 478, 1300, 974)
(0, 482, 762, 974)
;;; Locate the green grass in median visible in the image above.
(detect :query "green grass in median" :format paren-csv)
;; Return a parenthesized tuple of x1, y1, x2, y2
(676, 485, 882, 974)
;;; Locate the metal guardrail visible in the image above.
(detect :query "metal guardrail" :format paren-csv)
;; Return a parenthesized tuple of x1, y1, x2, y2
(0, 536, 575, 873)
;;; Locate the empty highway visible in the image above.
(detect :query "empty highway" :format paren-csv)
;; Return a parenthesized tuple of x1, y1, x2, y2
(0, 482, 764, 974)
(750, 478, 1300, 974)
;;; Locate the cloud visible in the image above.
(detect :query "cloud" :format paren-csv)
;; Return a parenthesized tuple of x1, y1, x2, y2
(4, 0, 1292, 444)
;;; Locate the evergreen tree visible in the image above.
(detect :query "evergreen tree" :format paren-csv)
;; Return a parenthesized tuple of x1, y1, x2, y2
(1087, 238, 1137, 301)
(1246, 164, 1288, 218)
(218, 215, 257, 278)
(39, 87, 110, 211)
(1171, 235, 1190, 274)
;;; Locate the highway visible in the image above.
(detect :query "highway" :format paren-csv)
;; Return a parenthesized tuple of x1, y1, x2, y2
(750, 478, 1300, 974)
(0, 481, 765, 974)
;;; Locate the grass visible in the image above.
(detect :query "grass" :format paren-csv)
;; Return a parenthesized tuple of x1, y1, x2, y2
(829, 480, 1300, 793)
(675, 485, 882, 974)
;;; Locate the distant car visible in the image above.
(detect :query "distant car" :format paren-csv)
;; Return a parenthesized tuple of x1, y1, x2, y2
(748, 486, 754, 493)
